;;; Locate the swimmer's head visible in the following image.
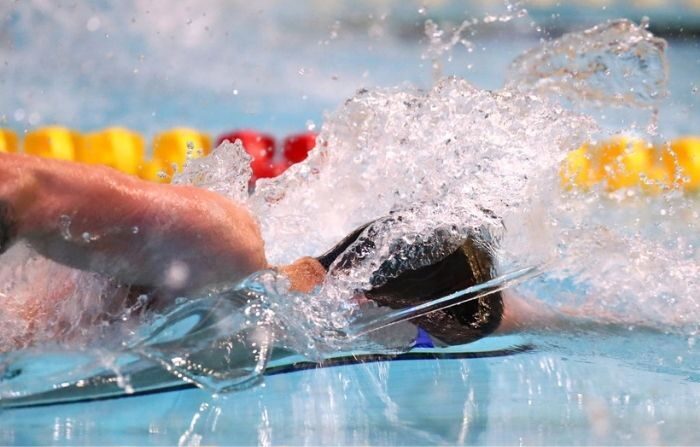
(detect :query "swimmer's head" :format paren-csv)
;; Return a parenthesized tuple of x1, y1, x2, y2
(316, 219, 504, 345)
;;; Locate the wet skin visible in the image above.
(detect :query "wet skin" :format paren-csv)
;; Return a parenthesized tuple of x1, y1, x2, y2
(0, 153, 270, 295)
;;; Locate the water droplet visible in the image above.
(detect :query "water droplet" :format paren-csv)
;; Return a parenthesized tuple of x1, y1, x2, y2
(59, 215, 72, 240)
(27, 112, 40, 126)
(86, 16, 101, 32)
(13, 109, 25, 122)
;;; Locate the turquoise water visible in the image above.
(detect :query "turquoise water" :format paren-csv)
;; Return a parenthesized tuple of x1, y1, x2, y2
(3, 332, 700, 445)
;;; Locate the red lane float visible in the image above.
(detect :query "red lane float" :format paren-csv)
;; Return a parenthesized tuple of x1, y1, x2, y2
(5, 126, 320, 185)
(283, 132, 316, 163)
(217, 130, 275, 161)
(217, 130, 278, 182)
(216, 130, 316, 183)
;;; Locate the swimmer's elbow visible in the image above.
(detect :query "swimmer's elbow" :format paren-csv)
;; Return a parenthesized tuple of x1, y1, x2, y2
(159, 186, 270, 283)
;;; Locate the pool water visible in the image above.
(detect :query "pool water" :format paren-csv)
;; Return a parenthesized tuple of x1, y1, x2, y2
(2, 2, 700, 445)
(2, 332, 700, 445)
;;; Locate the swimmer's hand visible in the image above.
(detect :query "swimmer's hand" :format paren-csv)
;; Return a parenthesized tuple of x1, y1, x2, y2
(0, 153, 268, 295)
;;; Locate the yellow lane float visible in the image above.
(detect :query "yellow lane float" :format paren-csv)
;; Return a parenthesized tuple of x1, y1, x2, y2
(24, 126, 82, 160)
(560, 144, 599, 190)
(137, 159, 171, 183)
(661, 136, 700, 191)
(152, 128, 212, 174)
(561, 135, 700, 194)
(81, 127, 145, 175)
(0, 129, 18, 153)
(595, 136, 669, 192)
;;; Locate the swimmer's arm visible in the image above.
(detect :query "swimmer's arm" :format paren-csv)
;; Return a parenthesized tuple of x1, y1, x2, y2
(0, 153, 268, 293)
(496, 291, 642, 334)
(495, 291, 561, 334)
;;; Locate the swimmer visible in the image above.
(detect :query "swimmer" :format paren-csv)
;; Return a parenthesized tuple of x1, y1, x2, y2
(0, 152, 554, 349)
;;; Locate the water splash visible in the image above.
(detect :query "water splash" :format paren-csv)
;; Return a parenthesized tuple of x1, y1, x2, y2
(506, 19, 668, 110)
(422, 19, 474, 81)
(250, 78, 593, 296)
(421, 1, 528, 82)
(502, 191, 700, 333)
(0, 243, 144, 353)
(170, 17, 696, 350)
(172, 140, 252, 203)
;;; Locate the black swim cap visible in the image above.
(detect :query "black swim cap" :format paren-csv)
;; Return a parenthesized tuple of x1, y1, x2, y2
(316, 219, 503, 345)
